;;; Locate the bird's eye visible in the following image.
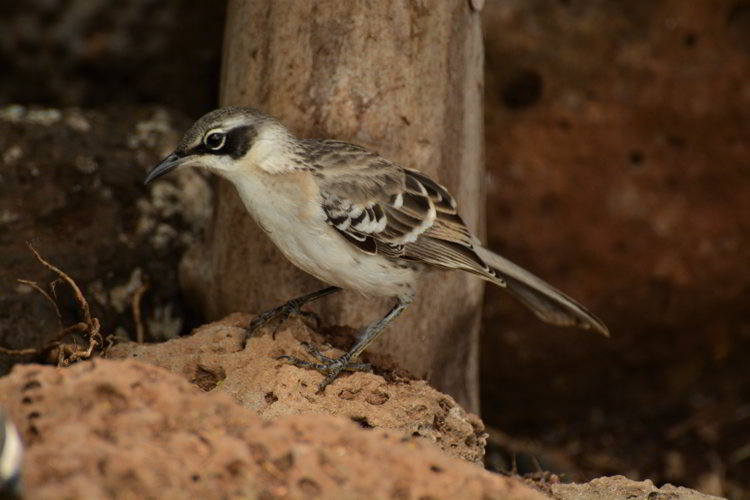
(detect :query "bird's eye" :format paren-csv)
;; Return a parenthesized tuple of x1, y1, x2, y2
(204, 131, 226, 151)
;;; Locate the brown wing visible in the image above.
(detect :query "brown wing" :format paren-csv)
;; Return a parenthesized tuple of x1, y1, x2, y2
(314, 141, 499, 280)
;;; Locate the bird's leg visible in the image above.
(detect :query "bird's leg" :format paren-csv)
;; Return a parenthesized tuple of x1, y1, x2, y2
(279, 295, 412, 392)
(245, 286, 341, 342)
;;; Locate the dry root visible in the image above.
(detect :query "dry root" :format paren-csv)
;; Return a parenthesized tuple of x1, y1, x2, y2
(0, 243, 107, 366)
(132, 278, 149, 344)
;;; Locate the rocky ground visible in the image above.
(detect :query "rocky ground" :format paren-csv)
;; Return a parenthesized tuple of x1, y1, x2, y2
(0, 317, 724, 500)
(2, 358, 533, 500)
(108, 314, 488, 465)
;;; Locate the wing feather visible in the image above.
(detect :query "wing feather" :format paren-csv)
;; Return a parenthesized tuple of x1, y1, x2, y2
(312, 141, 498, 280)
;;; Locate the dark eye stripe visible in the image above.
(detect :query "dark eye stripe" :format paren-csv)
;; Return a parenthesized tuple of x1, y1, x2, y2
(224, 125, 256, 159)
(189, 125, 256, 158)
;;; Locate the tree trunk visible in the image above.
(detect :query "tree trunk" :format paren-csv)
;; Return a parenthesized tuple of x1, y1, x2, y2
(181, 0, 485, 411)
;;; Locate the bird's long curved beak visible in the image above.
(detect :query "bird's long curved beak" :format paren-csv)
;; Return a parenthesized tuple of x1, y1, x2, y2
(144, 153, 189, 185)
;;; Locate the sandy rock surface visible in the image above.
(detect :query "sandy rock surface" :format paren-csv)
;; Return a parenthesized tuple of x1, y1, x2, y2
(108, 313, 487, 464)
(0, 359, 545, 500)
(0, 330, 724, 500)
(549, 475, 725, 500)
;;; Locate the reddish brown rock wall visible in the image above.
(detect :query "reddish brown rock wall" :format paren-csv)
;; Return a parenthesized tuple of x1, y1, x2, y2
(481, 0, 749, 492)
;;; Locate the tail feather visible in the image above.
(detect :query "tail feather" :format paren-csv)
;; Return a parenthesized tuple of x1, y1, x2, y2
(475, 246, 609, 337)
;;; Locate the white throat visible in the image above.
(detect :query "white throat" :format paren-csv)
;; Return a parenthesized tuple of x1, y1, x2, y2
(244, 126, 298, 174)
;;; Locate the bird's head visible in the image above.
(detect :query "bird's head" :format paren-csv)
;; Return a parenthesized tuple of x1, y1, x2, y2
(144, 107, 293, 184)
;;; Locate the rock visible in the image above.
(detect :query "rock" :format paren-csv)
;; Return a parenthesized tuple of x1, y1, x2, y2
(549, 475, 725, 500)
(0, 359, 546, 500)
(481, 0, 750, 420)
(108, 314, 487, 464)
(479, 0, 750, 490)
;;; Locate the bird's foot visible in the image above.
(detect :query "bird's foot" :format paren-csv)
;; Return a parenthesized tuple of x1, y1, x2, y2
(244, 300, 321, 345)
(278, 342, 371, 392)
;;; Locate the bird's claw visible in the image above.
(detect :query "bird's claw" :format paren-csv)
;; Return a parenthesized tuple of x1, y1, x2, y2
(278, 342, 371, 392)
(244, 300, 321, 345)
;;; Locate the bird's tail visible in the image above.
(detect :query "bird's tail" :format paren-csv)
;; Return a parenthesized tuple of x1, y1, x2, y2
(475, 246, 609, 337)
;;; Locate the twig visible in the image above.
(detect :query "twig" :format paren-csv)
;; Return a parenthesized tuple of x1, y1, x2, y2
(132, 279, 149, 343)
(0, 346, 42, 356)
(26, 242, 92, 326)
(0, 322, 89, 357)
(2, 244, 105, 367)
(62, 328, 100, 366)
(52, 322, 90, 341)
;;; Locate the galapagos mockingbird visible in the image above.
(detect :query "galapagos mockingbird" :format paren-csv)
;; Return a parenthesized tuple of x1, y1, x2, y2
(145, 107, 608, 391)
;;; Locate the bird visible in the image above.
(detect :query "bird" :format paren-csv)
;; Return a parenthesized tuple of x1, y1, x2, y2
(145, 107, 608, 392)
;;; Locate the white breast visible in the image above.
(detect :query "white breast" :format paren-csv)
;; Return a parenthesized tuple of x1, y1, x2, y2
(229, 171, 418, 298)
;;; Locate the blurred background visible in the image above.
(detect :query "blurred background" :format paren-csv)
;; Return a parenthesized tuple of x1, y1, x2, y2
(0, 0, 747, 498)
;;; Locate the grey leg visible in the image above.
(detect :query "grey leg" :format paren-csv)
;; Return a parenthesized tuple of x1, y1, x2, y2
(279, 295, 413, 392)
(244, 286, 341, 344)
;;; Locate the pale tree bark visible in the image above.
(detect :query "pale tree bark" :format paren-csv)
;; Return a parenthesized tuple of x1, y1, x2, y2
(181, 0, 485, 411)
